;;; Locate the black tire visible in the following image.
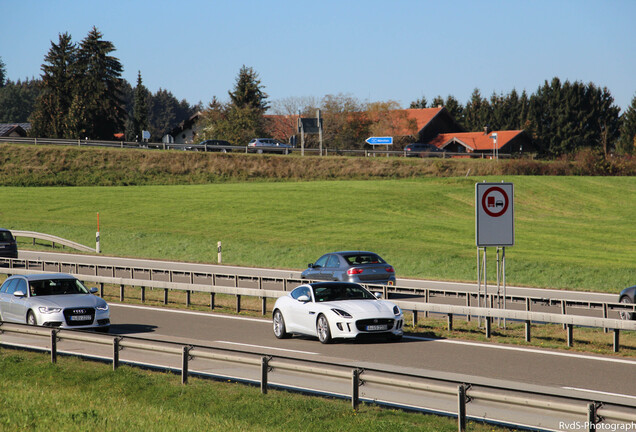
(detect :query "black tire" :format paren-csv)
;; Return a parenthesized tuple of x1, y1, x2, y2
(27, 310, 37, 326)
(273, 310, 290, 339)
(316, 314, 332, 344)
(619, 296, 635, 320)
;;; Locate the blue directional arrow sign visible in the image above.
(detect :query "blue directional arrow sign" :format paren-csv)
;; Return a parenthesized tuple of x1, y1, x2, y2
(365, 136, 393, 145)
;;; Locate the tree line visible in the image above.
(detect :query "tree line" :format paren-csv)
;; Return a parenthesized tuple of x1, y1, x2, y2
(0, 28, 198, 142)
(1, 28, 635, 157)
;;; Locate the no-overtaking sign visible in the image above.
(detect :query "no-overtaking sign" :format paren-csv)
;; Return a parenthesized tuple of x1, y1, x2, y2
(475, 182, 514, 247)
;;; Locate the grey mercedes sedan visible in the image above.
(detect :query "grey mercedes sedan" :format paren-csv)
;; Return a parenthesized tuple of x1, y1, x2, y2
(0, 273, 110, 331)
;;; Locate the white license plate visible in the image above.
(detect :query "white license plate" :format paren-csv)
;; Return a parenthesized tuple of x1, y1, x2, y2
(366, 324, 388, 331)
(70, 315, 92, 321)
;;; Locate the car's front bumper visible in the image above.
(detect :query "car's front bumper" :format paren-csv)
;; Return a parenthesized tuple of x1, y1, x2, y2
(37, 308, 110, 329)
(329, 314, 404, 339)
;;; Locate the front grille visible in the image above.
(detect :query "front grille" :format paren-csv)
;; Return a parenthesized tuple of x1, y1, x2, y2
(356, 318, 394, 332)
(63, 307, 95, 326)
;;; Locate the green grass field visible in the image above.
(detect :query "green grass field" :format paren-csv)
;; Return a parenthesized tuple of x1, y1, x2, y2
(1, 176, 634, 293)
(0, 349, 511, 432)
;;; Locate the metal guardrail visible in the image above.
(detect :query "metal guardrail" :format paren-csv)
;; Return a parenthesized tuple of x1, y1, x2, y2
(0, 136, 504, 159)
(2, 259, 636, 352)
(12, 230, 96, 253)
(0, 321, 634, 431)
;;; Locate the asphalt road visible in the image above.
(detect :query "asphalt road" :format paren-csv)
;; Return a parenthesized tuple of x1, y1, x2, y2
(107, 303, 636, 404)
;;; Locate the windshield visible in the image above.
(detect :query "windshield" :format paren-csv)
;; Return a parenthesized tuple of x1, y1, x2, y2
(29, 279, 89, 296)
(313, 284, 376, 302)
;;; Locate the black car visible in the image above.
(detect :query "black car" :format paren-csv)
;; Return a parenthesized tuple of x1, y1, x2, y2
(619, 286, 636, 320)
(404, 143, 444, 157)
(0, 228, 18, 259)
(190, 139, 233, 152)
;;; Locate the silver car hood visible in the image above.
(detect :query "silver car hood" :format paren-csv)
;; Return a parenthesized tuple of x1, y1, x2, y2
(31, 294, 106, 309)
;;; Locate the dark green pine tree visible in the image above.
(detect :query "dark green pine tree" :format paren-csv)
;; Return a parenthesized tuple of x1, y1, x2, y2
(0, 57, 6, 87)
(0, 78, 41, 123)
(616, 94, 636, 154)
(443, 95, 464, 126)
(131, 71, 150, 141)
(409, 95, 428, 109)
(30, 33, 77, 138)
(71, 26, 126, 139)
(228, 65, 269, 112)
(463, 88, 490, 132)
(431, 95, 445, 108)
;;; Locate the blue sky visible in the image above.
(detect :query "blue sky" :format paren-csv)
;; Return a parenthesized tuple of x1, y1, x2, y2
(2, 0, 635, 112)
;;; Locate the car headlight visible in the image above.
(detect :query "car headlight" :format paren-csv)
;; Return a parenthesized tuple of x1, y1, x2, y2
(393, 305, 401, 316)
(331, 308, 352, 318)
(96, 303, 109, 311)
(39, 306, 62, 314)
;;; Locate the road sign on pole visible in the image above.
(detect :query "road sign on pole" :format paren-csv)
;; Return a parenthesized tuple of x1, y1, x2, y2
(365, 136, 393, 145)
(475, 182, 514, 247)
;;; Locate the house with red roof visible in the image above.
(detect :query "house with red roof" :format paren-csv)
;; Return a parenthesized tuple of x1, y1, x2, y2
(263, 107, 533, 156)
(427, 129, 533, 156)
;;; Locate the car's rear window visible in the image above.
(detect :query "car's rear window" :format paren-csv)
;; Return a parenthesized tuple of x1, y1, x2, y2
(343, 254, 385, 265)
(0, 231, 14, 242)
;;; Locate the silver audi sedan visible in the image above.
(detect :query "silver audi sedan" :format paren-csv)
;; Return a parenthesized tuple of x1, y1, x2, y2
(0, 273, 110, 331)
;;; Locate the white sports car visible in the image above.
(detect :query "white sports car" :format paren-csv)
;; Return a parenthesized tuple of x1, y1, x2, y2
(272, 282, 403, 343)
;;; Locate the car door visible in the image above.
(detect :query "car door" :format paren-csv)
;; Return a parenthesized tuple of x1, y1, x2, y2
(320, 254, 341, 281)
(0, 278, 19, 321)
(10, 279, 30, 323)
(304, 255, 328, 280)
(0, 279, 17, 321)
(287, 286, 316, 334)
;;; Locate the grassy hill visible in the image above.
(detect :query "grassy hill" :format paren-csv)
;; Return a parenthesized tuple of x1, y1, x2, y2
(1, 169, 633, 292)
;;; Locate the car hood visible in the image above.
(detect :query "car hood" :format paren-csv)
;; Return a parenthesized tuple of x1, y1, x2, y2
(322, 299, 396, 318)
(30, 294, 106, 309)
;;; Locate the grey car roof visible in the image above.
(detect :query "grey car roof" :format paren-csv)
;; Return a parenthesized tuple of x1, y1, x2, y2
(8, 273, 77, 281)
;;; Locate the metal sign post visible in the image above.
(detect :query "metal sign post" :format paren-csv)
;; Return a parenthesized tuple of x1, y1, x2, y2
(476, 182, 514, 327)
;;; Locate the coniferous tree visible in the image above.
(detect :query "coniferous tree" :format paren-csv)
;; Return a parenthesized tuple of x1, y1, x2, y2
(130, 71, 149, 141)
(0, 57, 6, 87)
(617, 94, 636, 154)
(228, 65, 269, 112)
(409, 96, 428, 109)
(443, 95, 464, 126)
(30, 33, 77, 138)
(463, 88, 490, 132)
(71, 26, 126, 139)
(0, 78, 40, 123)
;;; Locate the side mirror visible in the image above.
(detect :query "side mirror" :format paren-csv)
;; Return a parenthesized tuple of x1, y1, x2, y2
(297, 295, 311, 303)
(14, 290, 26, 297)
(374, 292, 383, 299)
(307, 263, 314, 268)
(89, 287, 98, 294)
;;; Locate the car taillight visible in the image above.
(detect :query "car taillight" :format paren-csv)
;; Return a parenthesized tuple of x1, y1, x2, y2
(385, 266, 395, 273)
(347, 268, 364, 275)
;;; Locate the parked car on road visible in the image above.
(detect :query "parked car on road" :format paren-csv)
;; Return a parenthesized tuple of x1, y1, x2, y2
(272, 281, 403, 343)
(619, 286, 636, 320)
(404, 143, 444, 157)
(0, 228, 18, 259)
(0, 273, 110, 331)
(247, 138, 294, 154)
(301, 251, 396, 286)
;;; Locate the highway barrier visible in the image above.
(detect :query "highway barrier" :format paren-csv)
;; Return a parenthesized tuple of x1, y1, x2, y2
(0, 321, 634, 431)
